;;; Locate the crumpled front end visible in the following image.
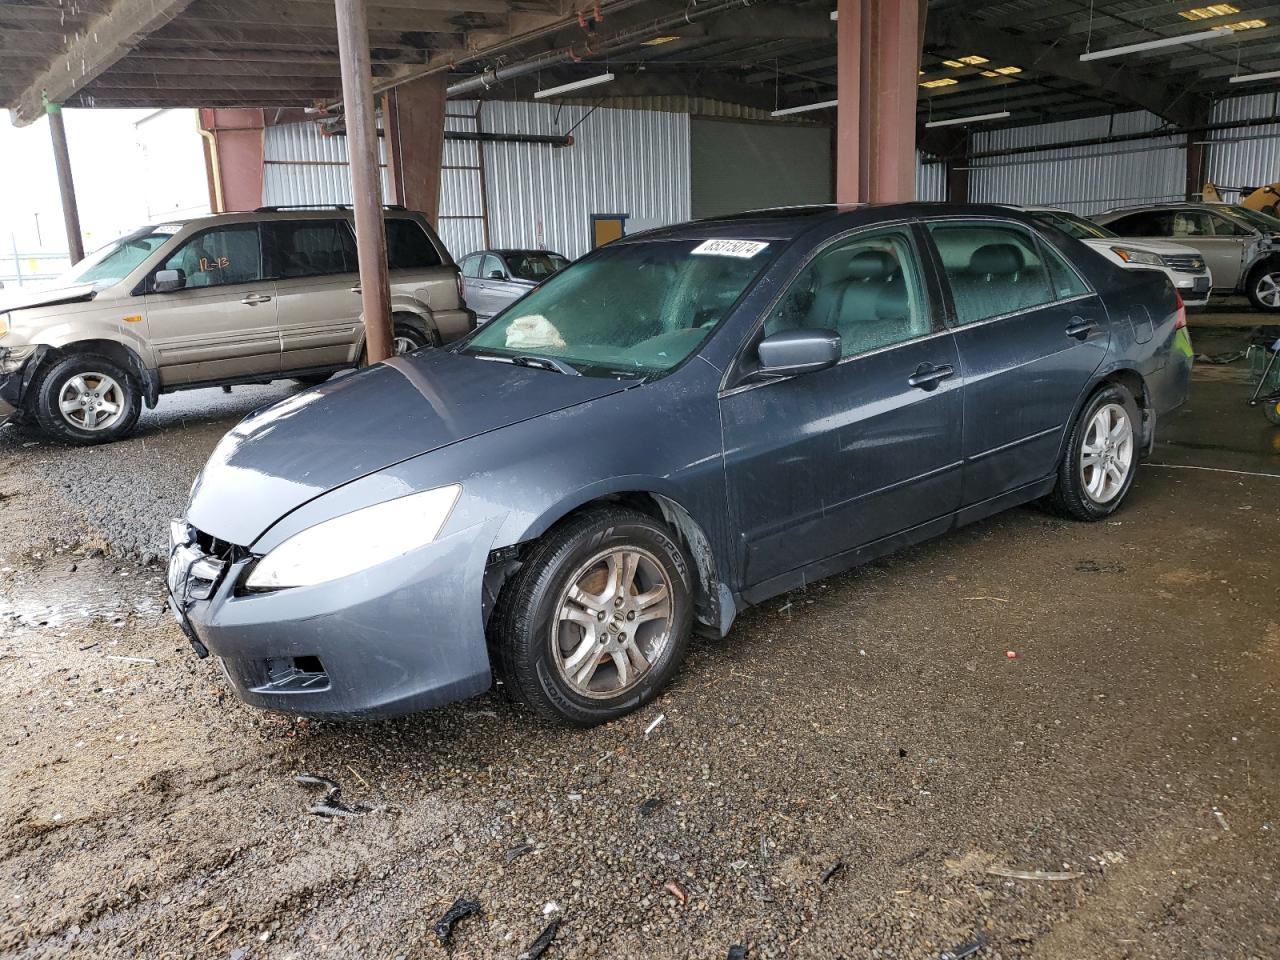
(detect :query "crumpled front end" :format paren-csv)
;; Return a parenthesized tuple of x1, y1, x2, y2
(168, 515, 499, 719)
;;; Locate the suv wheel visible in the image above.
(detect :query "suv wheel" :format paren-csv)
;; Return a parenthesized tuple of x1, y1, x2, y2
(490, 507, 694, 726)
(393, 316, 438, 355)
(1246, 262, 1280, 312)
(1048, 384, 1140, 521)
(30, 353, 141, 445)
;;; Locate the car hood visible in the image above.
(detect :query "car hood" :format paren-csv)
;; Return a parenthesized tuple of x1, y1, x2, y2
(1081, 237, 1203, 258)
(186, 350, 631, 546)
(0, 282, 97, 313)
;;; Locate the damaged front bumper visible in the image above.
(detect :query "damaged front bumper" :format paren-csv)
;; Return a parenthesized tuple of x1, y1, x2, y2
(167, 517, 498, 719)
(0, 344, 44, 428)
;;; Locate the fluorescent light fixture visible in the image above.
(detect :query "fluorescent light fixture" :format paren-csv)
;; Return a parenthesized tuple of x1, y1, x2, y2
(1223, 18, 1266, 28)
(920, 77, 959, 89)
(1079, 27, 1232, 61)
(830, 9, 838, 20)
(1230, 68, 1280, 82)
(994, 65, 1022, 74)
(533, 72, 615, 99)
(770, 99, 838, 117)
(640, 35, 680, 45)
(925, 110, 1011, 128)
(1179, 3, 1238, 19)
(958, 55, 989, 65)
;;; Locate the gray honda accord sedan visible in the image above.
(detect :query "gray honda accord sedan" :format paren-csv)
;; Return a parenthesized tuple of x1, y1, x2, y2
(169, 204, 1193, 725)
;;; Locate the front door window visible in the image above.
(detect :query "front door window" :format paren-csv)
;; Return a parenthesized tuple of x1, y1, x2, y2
(159, 225, 263, 288)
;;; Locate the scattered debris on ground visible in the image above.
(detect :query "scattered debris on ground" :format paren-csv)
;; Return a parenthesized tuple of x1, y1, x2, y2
(433, 897, 482, 946)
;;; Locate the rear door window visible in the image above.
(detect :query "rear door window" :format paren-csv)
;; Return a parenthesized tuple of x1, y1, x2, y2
(159, 225, 263, 288)
(1040, 240, 1090, 300)
(385, 218, 442, 270)
(266, 219, 357, 278)
(1169, 210, 1215, 238)
(460, 254, 482, 278)
(927, 222, 1057, 325)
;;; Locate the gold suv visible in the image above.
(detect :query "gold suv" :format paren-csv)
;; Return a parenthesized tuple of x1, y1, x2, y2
(0, 207, 474, 444)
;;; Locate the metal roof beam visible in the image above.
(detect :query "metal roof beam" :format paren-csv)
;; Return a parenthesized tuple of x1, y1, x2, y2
(8, 0, 197, 123)
(929, 13, 1206, 127)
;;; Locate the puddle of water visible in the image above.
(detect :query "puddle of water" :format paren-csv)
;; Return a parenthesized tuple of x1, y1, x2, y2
(0, 579, 163, 630)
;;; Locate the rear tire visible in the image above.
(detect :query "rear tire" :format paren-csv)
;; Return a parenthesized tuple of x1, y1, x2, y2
(1048, 384, 1140, 521)
(489, 507, 694, 726)
(392, 315, 438, 355)
(29, 353, 141, 445)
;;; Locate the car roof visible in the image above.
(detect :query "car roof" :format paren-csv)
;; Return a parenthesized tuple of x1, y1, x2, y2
(620, 202, 1049, 245)
(1098, 201, 1238, 216)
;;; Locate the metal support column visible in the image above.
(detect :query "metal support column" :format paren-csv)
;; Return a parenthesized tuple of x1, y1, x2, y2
(334, 0, 393, 364)
(46, 101, 84, 265)
(836, 0, 923, 204)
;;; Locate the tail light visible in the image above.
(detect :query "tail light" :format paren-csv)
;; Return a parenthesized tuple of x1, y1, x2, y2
(1173, 290, 1187, 330)
(455, 269, 465, 306)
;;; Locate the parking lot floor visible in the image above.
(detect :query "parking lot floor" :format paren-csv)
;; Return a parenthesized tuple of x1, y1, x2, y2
(1, 348, 1277, 959)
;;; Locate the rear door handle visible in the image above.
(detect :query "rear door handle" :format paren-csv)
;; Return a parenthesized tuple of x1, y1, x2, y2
(240, 294, 272, 306)
(1065, 317, 1097, 340)
(908, 362, 954, 391)
(349, 285, 362, 294)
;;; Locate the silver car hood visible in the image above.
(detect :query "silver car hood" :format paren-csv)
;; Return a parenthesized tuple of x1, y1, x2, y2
(0, 282, 98, 313)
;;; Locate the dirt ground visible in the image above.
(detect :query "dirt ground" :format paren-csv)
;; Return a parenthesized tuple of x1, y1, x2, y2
(1, 328, 1278, 960)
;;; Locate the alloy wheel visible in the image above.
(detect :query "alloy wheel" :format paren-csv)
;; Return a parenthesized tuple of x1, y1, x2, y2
(393, 335, 418, 355)
(1079, 402, 1134, 504)
(57, 372, 127, 432)
(550, 546, 673, 699)
(1255, 271, 1280, 309)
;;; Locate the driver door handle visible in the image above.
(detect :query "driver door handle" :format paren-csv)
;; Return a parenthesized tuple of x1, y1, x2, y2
(240, 294, 272, 306)
(908, 362, 954, 391)
(1066, 317, 1097, 340)
(349, 285, 362, 294)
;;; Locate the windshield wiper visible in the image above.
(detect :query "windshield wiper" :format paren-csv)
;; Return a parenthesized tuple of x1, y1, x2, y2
(509, 355, 582, 376)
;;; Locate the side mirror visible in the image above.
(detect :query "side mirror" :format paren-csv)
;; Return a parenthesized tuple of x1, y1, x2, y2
(153, 268, 186, 293)
(756, 328, 841, 378)
(487, 269, 506, 281)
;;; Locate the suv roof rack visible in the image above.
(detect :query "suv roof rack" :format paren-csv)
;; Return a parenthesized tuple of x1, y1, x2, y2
(252, 204, 408, 212)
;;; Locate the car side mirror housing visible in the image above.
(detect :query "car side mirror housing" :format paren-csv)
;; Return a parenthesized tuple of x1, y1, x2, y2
(153, 268, 186, 293)
(486, 269, 506, 280)
(756, 328, 841, 378)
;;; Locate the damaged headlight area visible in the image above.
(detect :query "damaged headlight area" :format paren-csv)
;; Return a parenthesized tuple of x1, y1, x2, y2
(245, 484, 462, 591)
(0, 343, 37, 375)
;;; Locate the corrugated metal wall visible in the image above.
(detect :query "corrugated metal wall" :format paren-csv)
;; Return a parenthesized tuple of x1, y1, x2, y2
(450, 100, 691, 260)
(1207, 91, 1280, 202)
(916, 151, 946, 202)
(262, 122, 390, 207)
(967, 110, 1186, 214)
(438, 106, 488, 258)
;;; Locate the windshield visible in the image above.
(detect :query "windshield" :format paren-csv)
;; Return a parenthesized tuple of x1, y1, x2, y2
(1030, 210, 1116, 240)
(505, 251, 569, 282)
(461, 238, 772, 376)
(58, 226, 176, 288)
(1225, 205, 1280, 232)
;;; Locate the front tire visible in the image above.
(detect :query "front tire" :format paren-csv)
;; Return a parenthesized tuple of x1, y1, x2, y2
(1246, 262, 1280, 313)
(1048, 384, 1140, 521)
(490, 507, 694, 726)
(29, 353, 141, 445)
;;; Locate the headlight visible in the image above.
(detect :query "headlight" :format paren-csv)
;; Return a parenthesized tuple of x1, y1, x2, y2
(245, 484, 461, 590)
(1110, 246, 1163, 267)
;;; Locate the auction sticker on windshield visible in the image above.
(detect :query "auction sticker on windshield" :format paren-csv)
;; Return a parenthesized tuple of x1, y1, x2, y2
(690, 239, 769, 258)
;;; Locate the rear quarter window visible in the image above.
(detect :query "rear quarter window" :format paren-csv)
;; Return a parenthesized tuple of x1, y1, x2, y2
(385, 219, 443, 270)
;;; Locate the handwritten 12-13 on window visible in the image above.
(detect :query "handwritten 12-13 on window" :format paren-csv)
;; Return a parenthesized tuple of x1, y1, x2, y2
(160, 226, 263, 289)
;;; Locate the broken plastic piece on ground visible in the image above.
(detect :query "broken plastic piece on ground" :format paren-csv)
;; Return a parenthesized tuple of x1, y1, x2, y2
(295, 772, 370, 819)
(637, 797, 665, 816)
(1005, 650, 1017, 659)
(518, 919, 560, 960)
(644, 713, 666, 737)
(542, 901, 562, 916)
(727, 946, 748, 960)
(433, 897, 482, 945)
(986, 865, 1081, 881)
(664, 879, 689, 905)
(505, 842, 535, 862)
(820, 861, 845, 884)
(939, 933, 985, 959)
